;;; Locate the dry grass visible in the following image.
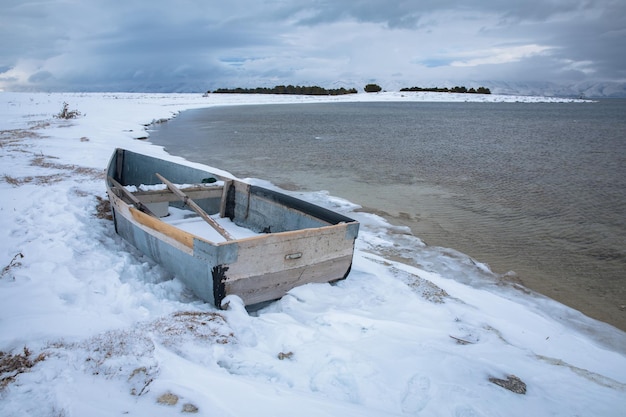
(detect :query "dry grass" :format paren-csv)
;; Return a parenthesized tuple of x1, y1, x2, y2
(54, 103, 81, 120)
(156, 311, 234, 345)
(1, 155, 104, 187)
(1, 144, 106, 186)
(0, 347, 46, 390)
(31, 155, 104, 181)
(488, 374, 527, 394)
(157, 392, 179, 406)
(3, 174, 65, 186)
(95, 196, 113, 220)
(0, 128, 43, 143)
(2, 175, 21, 186)
(1, 253, 24, 279)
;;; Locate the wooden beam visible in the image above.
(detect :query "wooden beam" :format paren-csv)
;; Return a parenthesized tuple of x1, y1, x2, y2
(156, 173, 234, 241)
(129, 207, 195, 248)
(108, 176, 156, 217)
(133, 186, 223, 204)
(219, 179, 233, 218)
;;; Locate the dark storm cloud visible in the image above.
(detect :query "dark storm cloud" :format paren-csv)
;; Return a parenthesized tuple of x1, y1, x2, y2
(0, 0, 624, 94)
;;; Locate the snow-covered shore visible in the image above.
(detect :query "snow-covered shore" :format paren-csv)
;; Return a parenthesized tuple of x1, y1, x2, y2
(1, 92, 624, 417)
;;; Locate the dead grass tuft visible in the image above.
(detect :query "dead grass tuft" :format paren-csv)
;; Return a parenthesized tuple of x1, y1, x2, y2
(54, 102, 81, 120)
(182, 403, 199, 413)
(2, 175, 21, 186)
(95, 196, 113, 220)
(156, 392, 179, 406)
(0, 347, 46, 390)
(156, 311, 234, 345)
(2, 253, 24, 279)
(0, 129, 43, 143)
(1, 173, 65, 186)
(31, 155, 103, 180)
(489, 374, 527, 394)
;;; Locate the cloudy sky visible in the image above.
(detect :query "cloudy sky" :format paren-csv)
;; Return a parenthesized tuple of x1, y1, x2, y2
(1, 0, 625, 93)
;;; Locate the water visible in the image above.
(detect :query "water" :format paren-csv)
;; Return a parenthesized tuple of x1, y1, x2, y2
(148, 100, 626, 331)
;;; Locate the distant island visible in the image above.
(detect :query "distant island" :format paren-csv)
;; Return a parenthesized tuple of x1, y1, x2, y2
(210, 85, 358, 96)
(207, 84, 492, 96)
(400, 86, 491, 94)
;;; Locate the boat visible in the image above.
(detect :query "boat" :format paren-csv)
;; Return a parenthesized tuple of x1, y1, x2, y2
(106, 148, 359, 308)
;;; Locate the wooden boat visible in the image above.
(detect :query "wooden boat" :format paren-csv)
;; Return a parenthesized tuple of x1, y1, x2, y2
(106, 148, 359, 308)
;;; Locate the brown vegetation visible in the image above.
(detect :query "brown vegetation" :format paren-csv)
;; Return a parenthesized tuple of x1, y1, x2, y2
(95, 196, 113, 220)
(54, 102, 81, 120)
(0, 347, 46, 390)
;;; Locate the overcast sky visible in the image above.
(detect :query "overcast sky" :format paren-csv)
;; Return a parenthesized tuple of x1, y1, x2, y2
(1, 0, 625, 93)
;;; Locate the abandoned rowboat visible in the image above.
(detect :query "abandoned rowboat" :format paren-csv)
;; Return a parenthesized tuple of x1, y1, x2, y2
(106, 148, 359, 308)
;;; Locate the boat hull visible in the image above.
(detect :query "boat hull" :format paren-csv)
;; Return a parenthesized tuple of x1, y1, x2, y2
(106, 148, 359, 308)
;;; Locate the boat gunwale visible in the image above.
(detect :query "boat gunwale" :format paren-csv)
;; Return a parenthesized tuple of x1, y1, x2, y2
(106, 163, 358, 249)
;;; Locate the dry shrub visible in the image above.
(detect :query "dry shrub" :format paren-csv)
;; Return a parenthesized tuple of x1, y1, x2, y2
(54, 102, 81, 120)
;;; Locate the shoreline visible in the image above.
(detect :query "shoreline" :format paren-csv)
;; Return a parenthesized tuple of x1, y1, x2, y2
(380, 207, 626, 332)
(273, 176, 626, 333)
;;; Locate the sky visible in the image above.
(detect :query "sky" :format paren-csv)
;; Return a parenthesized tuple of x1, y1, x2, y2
(1, 0, 625, 94)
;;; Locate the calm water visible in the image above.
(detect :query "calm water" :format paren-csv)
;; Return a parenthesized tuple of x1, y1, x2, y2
(148, 100, 626, 330)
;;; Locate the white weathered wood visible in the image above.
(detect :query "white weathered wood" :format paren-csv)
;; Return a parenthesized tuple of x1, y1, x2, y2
(219, 179, 233, 218)
(156, 173, 234, 241)
(134, 186, 223, 204)
(130, 207, 197, 248)
(225, 255, 353, 306)
(108, 176, 156, 217)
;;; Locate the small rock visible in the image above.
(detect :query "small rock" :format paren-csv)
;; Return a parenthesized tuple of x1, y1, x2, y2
(488, 374, 527, 394)
(156, 392, 179, 406)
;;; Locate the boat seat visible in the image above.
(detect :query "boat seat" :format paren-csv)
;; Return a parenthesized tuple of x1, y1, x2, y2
(132, 185, 224, 204)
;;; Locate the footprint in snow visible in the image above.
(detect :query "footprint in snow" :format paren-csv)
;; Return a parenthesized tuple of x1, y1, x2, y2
(455, 405, 484, 417)
(401, 374, 431, 413)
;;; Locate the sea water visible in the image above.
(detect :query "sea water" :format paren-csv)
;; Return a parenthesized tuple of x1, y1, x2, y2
(148, 100, 626, 331)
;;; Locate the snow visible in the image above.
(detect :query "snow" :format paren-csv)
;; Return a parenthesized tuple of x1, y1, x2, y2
(1, 91, 624, 417)
(163, 207, 259, 243)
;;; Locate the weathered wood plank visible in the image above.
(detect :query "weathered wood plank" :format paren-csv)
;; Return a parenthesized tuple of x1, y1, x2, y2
(224, 254, 353, 306)
(228, 225, 353, 275)
(156, 173, 234, 241)
(108, 176, 156, 217)
(129, 207, 196, 248)
(219, 179, 233, 218)
(134, 186, 223, 204)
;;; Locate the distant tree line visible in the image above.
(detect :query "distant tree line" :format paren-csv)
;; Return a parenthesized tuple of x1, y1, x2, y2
(400, 86, 491, 94)
(364, 83, 382, 93)
(211, 85, 358, 96)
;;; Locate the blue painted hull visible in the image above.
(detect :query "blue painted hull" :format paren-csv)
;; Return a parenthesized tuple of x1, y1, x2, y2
(106, 149, 359, 308)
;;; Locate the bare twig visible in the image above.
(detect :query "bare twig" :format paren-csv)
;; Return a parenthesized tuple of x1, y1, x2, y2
(1, 253, 24, 278)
